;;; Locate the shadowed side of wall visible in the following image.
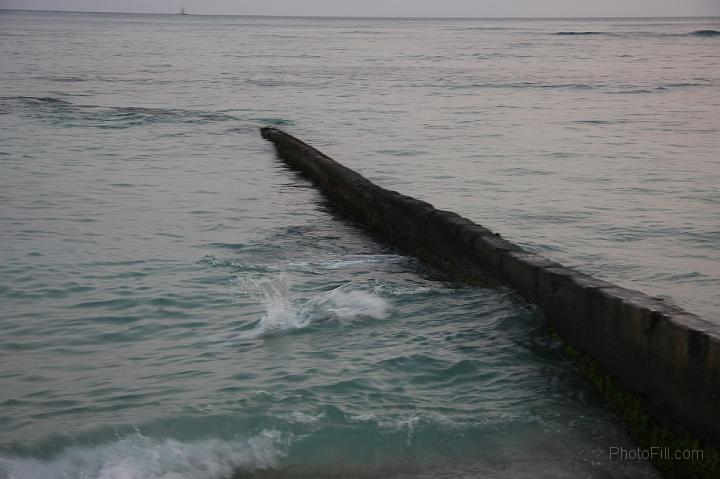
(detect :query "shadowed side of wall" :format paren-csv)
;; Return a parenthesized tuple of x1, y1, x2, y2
(260, 126, 720, 445)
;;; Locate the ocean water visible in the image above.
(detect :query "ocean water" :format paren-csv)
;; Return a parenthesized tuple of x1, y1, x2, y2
(1, 10, 718, 478)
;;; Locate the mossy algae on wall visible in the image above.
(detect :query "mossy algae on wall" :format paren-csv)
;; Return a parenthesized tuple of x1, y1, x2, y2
(555, 335, 720, 478)
(260, 127, 720, 452)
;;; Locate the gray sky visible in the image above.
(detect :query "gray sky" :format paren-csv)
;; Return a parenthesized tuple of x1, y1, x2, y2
(1, 0, 719, 17)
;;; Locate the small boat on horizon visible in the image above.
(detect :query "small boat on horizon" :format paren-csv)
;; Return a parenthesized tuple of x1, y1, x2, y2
(178, 4, 188, 15)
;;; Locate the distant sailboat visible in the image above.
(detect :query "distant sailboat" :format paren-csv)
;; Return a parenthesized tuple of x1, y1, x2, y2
(179, 4, 188, 15)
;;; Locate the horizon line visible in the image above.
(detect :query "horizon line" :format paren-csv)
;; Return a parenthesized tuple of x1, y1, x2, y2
(1, 8, 719, 20)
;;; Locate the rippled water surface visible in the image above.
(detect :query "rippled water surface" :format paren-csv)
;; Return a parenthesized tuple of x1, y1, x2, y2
(1, 10, 719, 479)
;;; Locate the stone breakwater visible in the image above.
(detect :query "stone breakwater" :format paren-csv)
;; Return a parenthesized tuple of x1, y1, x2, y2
(260, 126, 720, 444)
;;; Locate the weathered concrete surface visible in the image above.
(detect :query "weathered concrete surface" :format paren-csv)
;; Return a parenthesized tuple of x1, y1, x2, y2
(260, 126, 720, 444)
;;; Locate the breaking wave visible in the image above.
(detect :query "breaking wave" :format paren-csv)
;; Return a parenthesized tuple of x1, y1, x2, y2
(0, 430, 290, 479)
(690, 29, 719, 37)
(553, 29, 720, 37)
(554, 31, 607, 35)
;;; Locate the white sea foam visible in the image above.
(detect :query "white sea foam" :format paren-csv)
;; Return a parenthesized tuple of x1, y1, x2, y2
(315, 287, 389, 323)
(371, 283, 439, 296)
(238, 275, 390, 338)
(0, 430, 289, 479)
(348, 412, 461, 433)
(276, 410, 326, 425)
(287, 254, 406, 271)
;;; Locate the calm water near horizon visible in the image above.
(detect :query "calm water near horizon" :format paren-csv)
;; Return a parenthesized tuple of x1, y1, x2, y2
(0, 9, 718, 478)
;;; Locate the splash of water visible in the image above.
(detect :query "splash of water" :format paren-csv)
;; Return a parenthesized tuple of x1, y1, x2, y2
(240, 275, 390, 337)
(256, 274, 310, 332)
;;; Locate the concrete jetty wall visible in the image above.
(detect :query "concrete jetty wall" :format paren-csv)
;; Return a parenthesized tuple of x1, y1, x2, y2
(260, 126, 720, 444)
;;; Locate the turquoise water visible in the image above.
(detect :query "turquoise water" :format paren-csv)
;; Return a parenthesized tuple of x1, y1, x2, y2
(1, 10, 719, 478)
